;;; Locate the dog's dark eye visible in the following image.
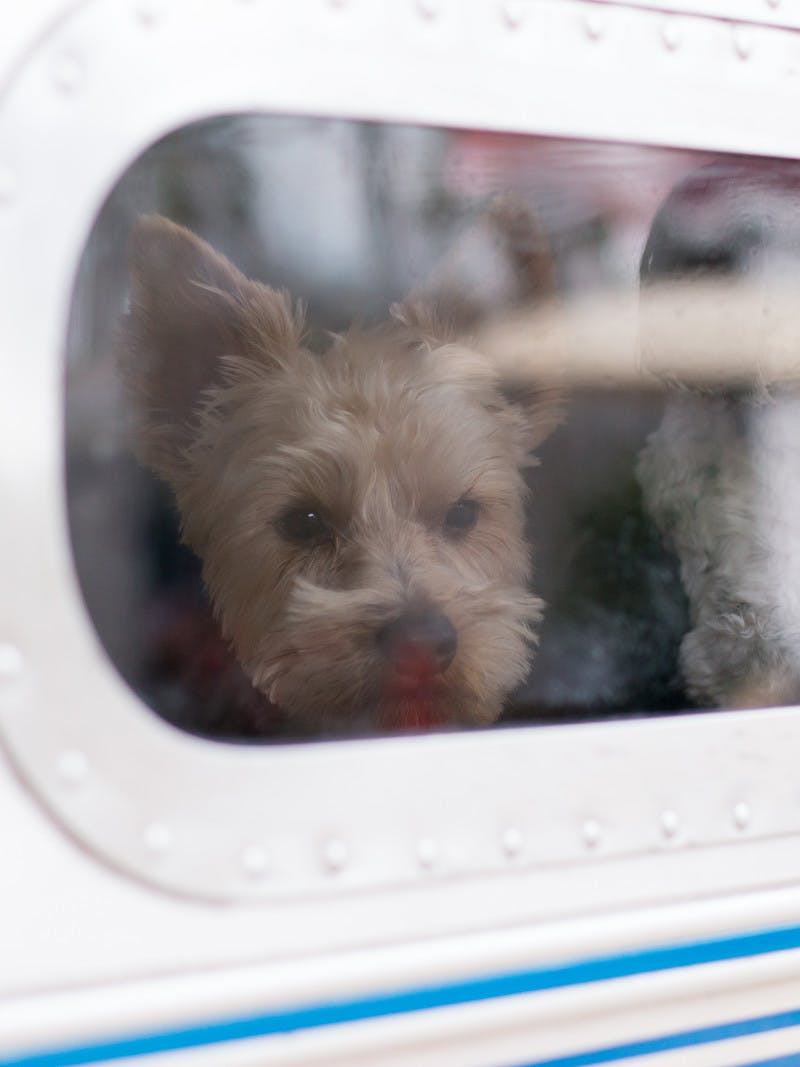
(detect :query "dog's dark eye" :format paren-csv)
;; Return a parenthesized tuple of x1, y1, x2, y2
(277, 507, 333, 545)
(443, 498, 480, 536)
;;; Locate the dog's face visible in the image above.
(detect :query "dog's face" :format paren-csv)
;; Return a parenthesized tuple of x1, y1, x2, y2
(121, 216, 558, 734)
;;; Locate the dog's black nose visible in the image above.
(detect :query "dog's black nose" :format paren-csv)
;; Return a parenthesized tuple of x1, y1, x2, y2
(376, 611, 458, 675)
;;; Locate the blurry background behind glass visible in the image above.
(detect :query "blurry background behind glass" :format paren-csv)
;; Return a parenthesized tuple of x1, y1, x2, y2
(64, 115, 800, 739)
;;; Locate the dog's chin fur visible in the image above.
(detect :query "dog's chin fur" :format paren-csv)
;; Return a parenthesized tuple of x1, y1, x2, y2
(253, 578, 542, 734)
(120, 215, 558, 734)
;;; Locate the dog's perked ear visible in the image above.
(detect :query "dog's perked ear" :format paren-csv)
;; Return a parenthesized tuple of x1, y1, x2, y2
(118, 214, 303, 488)
(391, 295, 562, 465)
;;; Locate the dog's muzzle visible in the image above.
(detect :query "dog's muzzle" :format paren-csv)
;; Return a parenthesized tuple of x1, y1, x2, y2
(376, 610, 458, 676)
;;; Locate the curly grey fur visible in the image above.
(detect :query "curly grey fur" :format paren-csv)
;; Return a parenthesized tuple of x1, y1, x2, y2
(637, 392, 800, 708)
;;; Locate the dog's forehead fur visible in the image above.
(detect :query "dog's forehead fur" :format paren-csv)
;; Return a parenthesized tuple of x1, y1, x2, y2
(220, 330, 520, 518)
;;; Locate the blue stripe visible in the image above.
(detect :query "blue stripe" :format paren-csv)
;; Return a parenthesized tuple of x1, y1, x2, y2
(513, 1009, 800, 1066)
(737, 1057, 800, 1067)
(5, 921, 800, 1066)
(739, 1058, 800, 1066)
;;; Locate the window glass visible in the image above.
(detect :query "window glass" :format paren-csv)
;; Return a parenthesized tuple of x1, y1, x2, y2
(65, 116, 800, 740)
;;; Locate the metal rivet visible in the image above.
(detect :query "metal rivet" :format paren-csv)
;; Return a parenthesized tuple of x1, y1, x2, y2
(322, 837, 348, 872)
(660, 809, 679, 838)
(583, 11, 604, 40)
(502, 0, 524, 28)
(582, 818, 601, 848)
(662, 19, 681, 51)
(58, 749, 88, 786)
(144, 822, 172, 854)
(417, 837, 439, 869)
(417, 0, 440, 19)
(502, 826, 523, 857)
(0, 167, 16, 206)
(51, 53, 83, 94)
(0, 643, 23, 683)
(134, 0, 162, 24)
(733, 25, 752, 59)
(241, 844, 268, 878)
(733, 801, 751, 830)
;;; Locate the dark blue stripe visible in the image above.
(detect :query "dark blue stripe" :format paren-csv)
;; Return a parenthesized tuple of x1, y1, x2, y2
(513, 1008, 800, 1066)
(5, 921, 800, 1066)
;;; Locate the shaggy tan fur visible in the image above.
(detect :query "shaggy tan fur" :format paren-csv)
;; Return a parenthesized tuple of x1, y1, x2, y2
(120, 215, 559, 734)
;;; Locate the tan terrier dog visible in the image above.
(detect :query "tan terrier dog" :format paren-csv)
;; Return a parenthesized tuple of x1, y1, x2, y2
(121, 215, 559, 735)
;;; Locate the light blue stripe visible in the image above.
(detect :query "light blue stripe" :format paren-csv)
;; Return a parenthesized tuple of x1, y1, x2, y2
(514, 1009, 800, 1066)
(5, 921, 800, 1066)
(736, 1057, 800, 1067)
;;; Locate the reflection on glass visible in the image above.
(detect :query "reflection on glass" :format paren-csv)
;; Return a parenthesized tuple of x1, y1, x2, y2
(65, 118, 800, 740)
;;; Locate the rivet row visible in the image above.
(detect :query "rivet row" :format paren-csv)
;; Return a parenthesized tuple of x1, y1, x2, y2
(90, 0, 774, 74)
(315, 0, 779, 39)
(47, 763, 763, 879)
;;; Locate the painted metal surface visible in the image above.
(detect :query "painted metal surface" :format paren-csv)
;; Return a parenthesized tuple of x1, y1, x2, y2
(590, 0, 800, 31)
(5, 924, 800, 1065)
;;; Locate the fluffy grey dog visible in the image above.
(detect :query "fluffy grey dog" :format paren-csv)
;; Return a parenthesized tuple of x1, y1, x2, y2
(638, 391, 800, 707)
(637, 162, 800, 708)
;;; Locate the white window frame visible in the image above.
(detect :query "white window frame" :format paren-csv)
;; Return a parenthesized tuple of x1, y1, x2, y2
(1, 0, 799, 924)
